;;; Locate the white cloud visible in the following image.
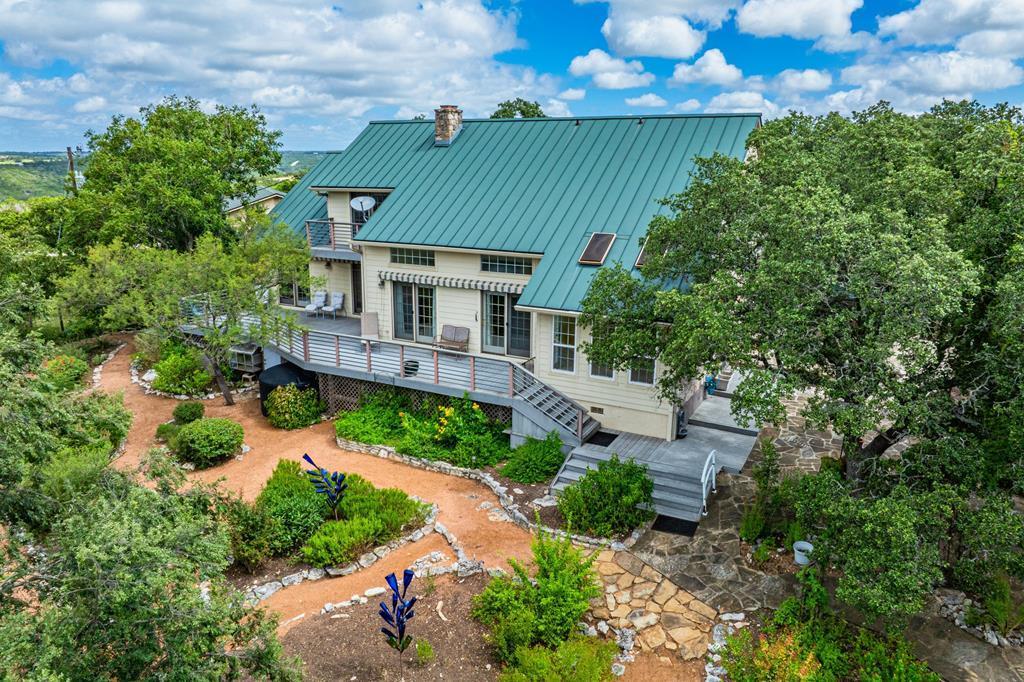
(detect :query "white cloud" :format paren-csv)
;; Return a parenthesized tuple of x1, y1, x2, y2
(958, 29, 1024, 57)
(568, 48, 655, 89)
(737, 0, 862, 40)
(559, 87, 587, 100)
(625, 93, 668, 107)
(878, 0, 1021, 45)
(669, 48, 743, 87)
(0, 0, 560, 146)
(774, 68, 832, 94)
(72, 95, 108, 113)
(841, 51, 1024, 96)
(705, 90, 778, 116)
(673, 98, 701, 111)
(601, 15, 705, 59)
(576, 1, 742, 59)
(544, 98, 573, 117)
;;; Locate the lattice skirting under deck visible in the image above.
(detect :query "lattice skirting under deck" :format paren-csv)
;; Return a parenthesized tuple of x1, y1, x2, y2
(316, 373, 511, 423)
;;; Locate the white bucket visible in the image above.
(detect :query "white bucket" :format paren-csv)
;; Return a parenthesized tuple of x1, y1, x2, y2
(793, 541, 814, 566)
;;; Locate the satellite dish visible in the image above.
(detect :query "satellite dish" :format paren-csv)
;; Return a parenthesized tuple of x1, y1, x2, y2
(350, 195, 376, 213)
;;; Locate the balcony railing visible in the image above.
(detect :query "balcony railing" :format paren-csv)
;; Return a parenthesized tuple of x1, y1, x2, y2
(305, 220, 361, 250)
(242, 313, 590, 440)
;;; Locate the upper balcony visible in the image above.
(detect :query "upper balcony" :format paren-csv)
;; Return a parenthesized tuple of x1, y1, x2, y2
(305, 219, 362, 262)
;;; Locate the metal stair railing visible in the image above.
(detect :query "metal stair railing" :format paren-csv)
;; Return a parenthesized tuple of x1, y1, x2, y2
(699, 449, 718, 516)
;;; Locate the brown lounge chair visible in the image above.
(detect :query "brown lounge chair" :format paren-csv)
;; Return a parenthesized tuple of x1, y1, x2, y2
(433, 324, 470, 353)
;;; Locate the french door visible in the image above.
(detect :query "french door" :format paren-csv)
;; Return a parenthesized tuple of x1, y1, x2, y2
(482, 292, 530, 357)
(393, 283, 435, 342)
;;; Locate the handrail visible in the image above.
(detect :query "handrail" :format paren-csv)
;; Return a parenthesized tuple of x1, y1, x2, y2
(699, 449, 718, 517)
(305, 219, 360, 249)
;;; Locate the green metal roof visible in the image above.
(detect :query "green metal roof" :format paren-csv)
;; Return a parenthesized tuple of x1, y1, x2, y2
(271, 113, 760, 312)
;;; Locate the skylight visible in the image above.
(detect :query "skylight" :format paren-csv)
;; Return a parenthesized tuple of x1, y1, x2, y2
(579, 232, 616, 265)
(634, 239, 648, 268)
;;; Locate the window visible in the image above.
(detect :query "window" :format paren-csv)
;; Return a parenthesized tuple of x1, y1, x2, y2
(629, 358, 656, 386)
(635, 238, 648, 268)
(390, 248, 435, 266)
(351, 191, 389, 235)
(393, 283, 435, 342)
(552, 315, 576, 373)
(278, 281, 309, 307)
(481, 255, 533, 275)
(590, 361, 614, 379)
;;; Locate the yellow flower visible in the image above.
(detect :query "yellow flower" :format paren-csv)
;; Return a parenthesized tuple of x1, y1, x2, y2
(472, 403, 480, 410)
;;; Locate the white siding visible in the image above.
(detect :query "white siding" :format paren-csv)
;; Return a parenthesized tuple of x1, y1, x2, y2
(308, 261, 355, 317)
(533, 314, 682, 440)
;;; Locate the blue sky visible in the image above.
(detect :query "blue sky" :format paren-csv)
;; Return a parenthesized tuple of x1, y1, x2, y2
(1, 0, 1022, 150)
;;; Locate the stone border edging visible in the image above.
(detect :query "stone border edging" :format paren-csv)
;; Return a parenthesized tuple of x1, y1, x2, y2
(91, 342, 127, 388)
(130, 359, 258, 401)
(335, 436, 651, 549)
(936, 588, 1023, 648)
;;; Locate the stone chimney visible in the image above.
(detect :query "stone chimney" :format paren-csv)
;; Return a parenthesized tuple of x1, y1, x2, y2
(434, 104, 463, 146)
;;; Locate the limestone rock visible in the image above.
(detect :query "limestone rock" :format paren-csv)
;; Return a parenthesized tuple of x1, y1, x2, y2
(652, 579, 677, 605)
(365, 587, 386, 597)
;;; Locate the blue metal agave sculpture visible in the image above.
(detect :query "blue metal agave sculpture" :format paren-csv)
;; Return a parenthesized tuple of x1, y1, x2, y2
(379, 569, 417, 673)
(302, 453, 348, 520)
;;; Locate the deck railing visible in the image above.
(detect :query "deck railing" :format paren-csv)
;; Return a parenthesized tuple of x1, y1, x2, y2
(305, 220, 359, 250)
(246, 313, 589, 438)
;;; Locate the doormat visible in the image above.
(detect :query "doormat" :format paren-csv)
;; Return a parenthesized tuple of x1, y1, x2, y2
(651, 515, 698, 537)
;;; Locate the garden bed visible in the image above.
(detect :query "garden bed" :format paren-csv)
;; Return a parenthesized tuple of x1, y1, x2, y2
(283, 572, 499, 681)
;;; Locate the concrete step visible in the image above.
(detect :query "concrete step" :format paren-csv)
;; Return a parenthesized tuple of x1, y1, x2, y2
(552, 466, 705, 497)
(564, 448, 708, 485)
(687, 418, 759, 437)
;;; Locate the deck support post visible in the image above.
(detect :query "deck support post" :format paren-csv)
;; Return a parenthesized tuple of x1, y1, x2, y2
(334, 336, 340, 367)
(433, 351, 439, 384)
(365, 341, 372, 373)
(577, 409, 583, 442)
(329, 219, 335, 249)
(303, 331, 310, 362)
(469, 356, 476, 391)
(508, 365, 515, 397)
(399, 345, 405, 378)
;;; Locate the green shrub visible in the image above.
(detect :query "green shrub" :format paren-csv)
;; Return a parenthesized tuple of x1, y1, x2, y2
(40, 442, 111, 502)
(338, 480, 427, 537)
(155, 422, 181, 450)
(256, 459, 328, 554)
(556, 455, 654, 538)
(173, 401, 205, 425)
(739, 503, 767, 543)
(499, 638, 617, 682)
(301, 516, 384, 567)
(41, 355, 89, 392)
(753, 542, 773, 565)
(334, 390, 410, 444)
(502, 432, 565, 484)
(473, 526, 600, 664)
(152, 348, 212, 396)
(851, 631, 939, 681)
(174, 417, 243, 468)
(224, 498, 278, 573)
(982, 574, 1024, 636)
(397, 396, 510, 468)
(266, 384, 324, 430)
(415, 639, 435, 666)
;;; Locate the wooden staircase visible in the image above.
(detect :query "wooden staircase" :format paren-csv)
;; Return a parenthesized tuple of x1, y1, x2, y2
(511, 366, 601, 446)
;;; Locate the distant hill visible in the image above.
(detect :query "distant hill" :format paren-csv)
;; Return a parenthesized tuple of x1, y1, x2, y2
(0, 150, 329, 201)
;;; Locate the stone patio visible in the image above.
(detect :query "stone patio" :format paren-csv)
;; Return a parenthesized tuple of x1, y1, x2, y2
(631, 394, 842, 613)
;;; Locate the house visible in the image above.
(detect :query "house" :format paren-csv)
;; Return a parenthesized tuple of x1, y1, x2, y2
(265, 106, 762, 520)
(223, 186, 286, 218)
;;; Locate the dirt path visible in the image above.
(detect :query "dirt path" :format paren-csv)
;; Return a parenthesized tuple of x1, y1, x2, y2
(99, 337, 533, 630)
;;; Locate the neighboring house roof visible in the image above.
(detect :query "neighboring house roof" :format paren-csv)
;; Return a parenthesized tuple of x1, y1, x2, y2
(224, 186, 285, 213)
(271, 113, 760, 312)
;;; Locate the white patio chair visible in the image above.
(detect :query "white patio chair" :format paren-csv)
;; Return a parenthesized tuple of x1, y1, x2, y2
(322, 291, 345, 319)
(304, 291, 327, 317)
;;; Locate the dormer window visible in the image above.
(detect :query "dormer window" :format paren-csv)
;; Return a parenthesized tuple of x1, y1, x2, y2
(579, 232, 615, 265)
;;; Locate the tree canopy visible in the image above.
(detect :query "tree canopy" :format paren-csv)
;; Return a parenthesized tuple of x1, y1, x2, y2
(582, 101, 1023, 485)
(71, 95, 281, 251)
(491, 98, 545, 119)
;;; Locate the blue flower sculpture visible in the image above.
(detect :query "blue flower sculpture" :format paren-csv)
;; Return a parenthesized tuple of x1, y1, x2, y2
(379, 569, 417, 659)
(302, 453, 347, 520)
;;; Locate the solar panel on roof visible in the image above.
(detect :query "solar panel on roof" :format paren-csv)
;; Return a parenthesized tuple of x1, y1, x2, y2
(579, 232, 615, 265)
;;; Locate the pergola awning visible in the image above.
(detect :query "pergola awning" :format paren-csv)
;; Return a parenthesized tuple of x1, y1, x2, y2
(377, 270, 525, 294)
